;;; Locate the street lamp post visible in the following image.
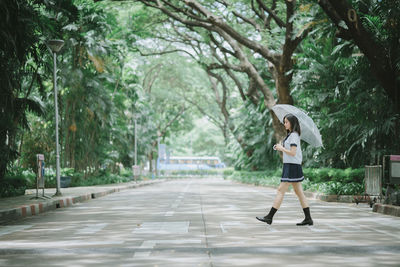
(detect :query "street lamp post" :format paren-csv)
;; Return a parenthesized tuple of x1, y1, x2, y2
(47, 39, 64, 196)
(134, 117, 137, 167)
(133, 116, 138, 182)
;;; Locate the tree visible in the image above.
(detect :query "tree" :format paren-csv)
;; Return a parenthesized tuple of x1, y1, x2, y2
(136, 0, 320, 143)
(317, 0, 400, 113)
(0, 0, 77, 180)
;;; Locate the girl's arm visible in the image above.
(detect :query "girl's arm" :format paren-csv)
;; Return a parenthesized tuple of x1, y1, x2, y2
(275, 144, 297, 156)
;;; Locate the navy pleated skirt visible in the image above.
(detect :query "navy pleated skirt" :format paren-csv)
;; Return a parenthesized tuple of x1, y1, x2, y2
(281, 163, 304, 183)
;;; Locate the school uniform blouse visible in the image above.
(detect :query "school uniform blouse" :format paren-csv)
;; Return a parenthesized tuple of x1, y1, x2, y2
(282, 132, 302, 165)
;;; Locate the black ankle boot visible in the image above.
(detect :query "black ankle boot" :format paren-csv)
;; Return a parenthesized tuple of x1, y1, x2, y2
(296, 207, 313, 226)
(256, 215, 273, 224)
(296, 218, 313, 226)
(256, 207, 277, 225)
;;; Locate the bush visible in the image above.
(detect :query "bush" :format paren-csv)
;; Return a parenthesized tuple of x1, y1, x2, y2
(223, 168, 234, 178)
(303, 167, 364, 184)
(228, 170, 281, 187)
(120, 168, 133, 178)
(70, 172, 132, 186)
(228, 167, 365, 196)
(303, 181, 364, 195)
(159, 168, 228, 177)
(0, 177, 27, 197)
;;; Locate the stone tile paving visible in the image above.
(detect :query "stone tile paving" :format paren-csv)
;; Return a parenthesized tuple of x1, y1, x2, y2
(0, 178, 399, 266)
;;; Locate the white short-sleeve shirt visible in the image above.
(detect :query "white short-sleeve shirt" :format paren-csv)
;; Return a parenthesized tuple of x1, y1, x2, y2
(283, 132, 302, 164)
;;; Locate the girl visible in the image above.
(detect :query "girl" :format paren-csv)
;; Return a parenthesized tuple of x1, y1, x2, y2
(256, 114, 313, 226)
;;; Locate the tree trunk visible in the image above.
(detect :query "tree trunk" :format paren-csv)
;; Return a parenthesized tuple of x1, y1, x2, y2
(148, 153, 152, 173)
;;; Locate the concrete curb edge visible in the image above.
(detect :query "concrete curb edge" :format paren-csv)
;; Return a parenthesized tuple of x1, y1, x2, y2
(372, 203, 400, 217)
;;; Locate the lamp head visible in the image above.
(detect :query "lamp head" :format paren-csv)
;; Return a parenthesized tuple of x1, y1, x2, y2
(47, 39, 64, 53)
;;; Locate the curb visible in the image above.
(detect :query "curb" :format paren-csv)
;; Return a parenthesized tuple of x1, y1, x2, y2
(303, 191, 361, 203)
(372, 203, 400, 217)
(0, 180, 163, 224)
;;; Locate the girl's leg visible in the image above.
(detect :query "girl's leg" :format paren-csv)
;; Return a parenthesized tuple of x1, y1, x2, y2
(272, 182, 290, 209)
(256, 182, 290, 224)
(292, 182, 308, 208)
(292, 182, 313, 225)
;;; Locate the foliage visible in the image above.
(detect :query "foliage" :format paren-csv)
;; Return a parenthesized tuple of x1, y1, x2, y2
(302, 168, 364, 184)
(70, 171, 132, 187)
(227, 167, 365, 195)
(0, 0, 54, 181)
(0, 177, 27, 198)
(159, 168, 228, 177)
(229, 170, 281, 187)
(171, 118, 226, 158)
(301, 178, 364, 195)
(2, 0, 400, 188)
(229, 101, 281, 171)
(293, 25, 399, 168)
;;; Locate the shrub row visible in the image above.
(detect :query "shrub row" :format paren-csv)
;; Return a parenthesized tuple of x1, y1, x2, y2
(0, 167, 137, 197)
(160, 169, 228, 177)
(0, 177, 27, 198)
(227, 167, 365, 196)
(303, 167, 364, 184)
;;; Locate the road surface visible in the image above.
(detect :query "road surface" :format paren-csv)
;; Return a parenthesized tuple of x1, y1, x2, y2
(0, 178, 399, 266)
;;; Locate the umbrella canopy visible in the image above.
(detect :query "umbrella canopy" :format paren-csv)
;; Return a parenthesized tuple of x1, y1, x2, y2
(271, 104, 323, 148)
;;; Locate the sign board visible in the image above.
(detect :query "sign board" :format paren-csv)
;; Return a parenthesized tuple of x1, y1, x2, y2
(37, 154, 45, 188)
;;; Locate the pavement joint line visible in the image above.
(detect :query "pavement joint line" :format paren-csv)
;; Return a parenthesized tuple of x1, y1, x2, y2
(2, 245, 400, 256)
(219, 221, 244, 233)
(75, 223, 108, 235)
(324, 223, 352, 233)
(0, 225, 33, 237)
(306, 225, 330, 233)
(164, 211, 174, 216)
(198, 183, 214, 267)
(0, 240, 125, 248)
(134, 239, 202, 258)
(352, 221, 400, 239)
(266, 226, 279, 232)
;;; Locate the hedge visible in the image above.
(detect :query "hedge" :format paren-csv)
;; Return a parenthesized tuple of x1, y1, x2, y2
(227, 167, 365, 196)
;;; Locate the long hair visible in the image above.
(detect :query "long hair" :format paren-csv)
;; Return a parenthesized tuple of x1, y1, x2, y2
(283, 114, 301, 136)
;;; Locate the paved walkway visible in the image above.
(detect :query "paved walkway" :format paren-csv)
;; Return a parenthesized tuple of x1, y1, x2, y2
(0, 178, 399, 266)
(0, 179, 162, 224)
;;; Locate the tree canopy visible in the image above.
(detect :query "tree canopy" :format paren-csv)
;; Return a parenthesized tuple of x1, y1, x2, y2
(0, 0, 399, 180)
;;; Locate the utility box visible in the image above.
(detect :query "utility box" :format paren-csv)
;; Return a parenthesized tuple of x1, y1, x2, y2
(31, 154, 50, 199)
(390, 155, 400, 184)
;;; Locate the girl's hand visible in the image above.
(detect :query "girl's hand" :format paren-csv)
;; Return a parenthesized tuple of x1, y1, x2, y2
(275, 144, 284, 151)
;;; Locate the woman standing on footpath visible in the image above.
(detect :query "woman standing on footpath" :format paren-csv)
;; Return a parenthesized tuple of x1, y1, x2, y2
(256, 114, 313, 226)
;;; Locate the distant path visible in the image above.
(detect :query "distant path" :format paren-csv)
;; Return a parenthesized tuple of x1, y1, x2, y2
(0, 178, 399, 266)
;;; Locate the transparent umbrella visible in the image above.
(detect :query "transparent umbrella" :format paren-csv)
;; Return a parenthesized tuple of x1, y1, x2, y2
(271, 104, 323, 148)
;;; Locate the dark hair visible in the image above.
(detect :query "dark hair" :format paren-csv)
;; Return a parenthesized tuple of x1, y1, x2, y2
(283, 114, 301, 135)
